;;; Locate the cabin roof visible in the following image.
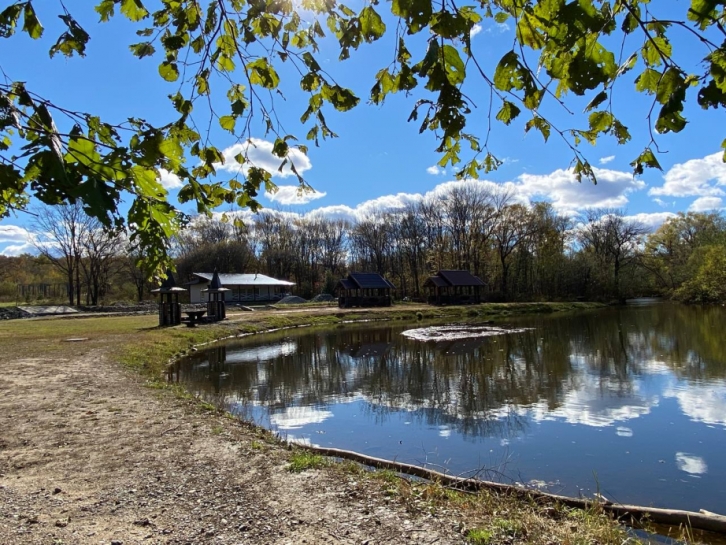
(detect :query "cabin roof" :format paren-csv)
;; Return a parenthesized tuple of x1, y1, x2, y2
(348, 272, 396, 290)
(337, 278, 357, 290)
(189, 273, 295, 287)
(423, 276, 448, 288)
(426, 270, 486, 287)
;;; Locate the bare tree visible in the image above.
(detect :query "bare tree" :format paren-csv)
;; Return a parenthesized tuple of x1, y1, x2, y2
(578, 209, 647, 301)
(79, 224, 123, 305)
(31, 202, 91, 306)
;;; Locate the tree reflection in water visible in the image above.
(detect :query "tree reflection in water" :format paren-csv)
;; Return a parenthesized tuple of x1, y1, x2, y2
(171, 302, 726, 511)
(172, 303, 726, 437)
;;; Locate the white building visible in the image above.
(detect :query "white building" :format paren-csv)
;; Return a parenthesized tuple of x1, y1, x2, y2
(186, 273, 295, 304)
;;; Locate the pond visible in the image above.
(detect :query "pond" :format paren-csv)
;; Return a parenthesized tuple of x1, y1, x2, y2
(172, 301, 726, 514)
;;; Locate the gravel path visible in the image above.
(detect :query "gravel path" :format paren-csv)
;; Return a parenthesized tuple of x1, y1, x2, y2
(0, 348, 467, 544)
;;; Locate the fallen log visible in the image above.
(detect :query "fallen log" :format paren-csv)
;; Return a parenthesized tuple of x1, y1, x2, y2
(298, 444, 726, 535)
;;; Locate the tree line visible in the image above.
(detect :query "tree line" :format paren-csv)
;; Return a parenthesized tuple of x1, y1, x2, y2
(3, 186, 725, 306)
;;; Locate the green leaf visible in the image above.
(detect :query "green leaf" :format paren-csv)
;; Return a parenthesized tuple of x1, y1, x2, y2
(585, 91, 608, 112)
(494, 51, 521, 92)
(129, 42, 155, 58)
(272, 138, 289, 158)
(0, 4, 23, 38)
(22, 3, 43, 39)
(48, 14, 90, 58)
(588, 111, 613, 133)
(525, 117, 551, 142)
(247, 58, 280, 89)
(120, 0, 149, 22)
(494, 11, 509, 24)
(359, 6, 386, 42)
(158, 61, 179, 82)
(442, 45, 465, 85)
(635, 68, 661, 95)
(219, 115, 236, 133)
(630, 148, 662, 175)
(391, 0, 432, 34)
(495, 101, 521, 125)
(642, 36, 671, 67)
(95, 0, 115, 22)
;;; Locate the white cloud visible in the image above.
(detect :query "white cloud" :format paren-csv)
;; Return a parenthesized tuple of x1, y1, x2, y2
(269, 406, 333, 430)
(1, 242, 34, 256)
(652, 197, 669, 207)
(688, 196, 723, 212)
(306, 204, 358, 223)
(622, 212, 676, 232)
(675, 453, 707, 475)
(215, 138, 312, 179)
(246, 167, 640, 224)
(616, 427, 633, 437)
(663, 381, 726, 427)
(599, 155, 615, 165)
(649, 152, 726, 198)
(473, 22, 509, 36)
(427, 165, 445, 175)
(0, 225, 35, 256)
(517, 166, 644, 215)
(158, 168, 183, 189)
(265, 185, 327, 205)
(0, 224, 32, 243)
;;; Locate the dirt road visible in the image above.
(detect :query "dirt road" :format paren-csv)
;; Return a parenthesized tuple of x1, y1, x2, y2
(0, 345, 469, 544)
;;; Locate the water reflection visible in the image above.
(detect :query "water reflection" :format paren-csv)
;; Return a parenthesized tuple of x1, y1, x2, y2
(174, 302, 726, 512)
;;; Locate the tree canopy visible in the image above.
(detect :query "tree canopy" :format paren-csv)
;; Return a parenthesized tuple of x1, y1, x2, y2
(2, 0, 726, 274)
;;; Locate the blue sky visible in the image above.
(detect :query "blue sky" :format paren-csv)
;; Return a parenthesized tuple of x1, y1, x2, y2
(1, 1, 725, 255)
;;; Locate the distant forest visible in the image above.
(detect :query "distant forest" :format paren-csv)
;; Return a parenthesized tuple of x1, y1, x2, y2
(2, 186, 726, 305)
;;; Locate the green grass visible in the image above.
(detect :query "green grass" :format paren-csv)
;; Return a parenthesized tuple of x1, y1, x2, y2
(287, 451, 328, 472)
(466, 528, 493, 544)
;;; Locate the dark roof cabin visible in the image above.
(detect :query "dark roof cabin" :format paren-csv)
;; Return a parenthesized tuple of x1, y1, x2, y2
(336, 272, 395, 308)
(423, 270, 486, 305)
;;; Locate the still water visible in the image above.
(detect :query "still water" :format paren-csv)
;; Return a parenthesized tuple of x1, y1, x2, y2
(173, 301, 726, 513)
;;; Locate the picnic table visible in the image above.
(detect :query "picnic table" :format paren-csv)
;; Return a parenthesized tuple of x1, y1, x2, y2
(184, 310, 206, 327)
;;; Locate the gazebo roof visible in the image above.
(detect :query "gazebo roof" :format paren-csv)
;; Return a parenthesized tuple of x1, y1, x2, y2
(151, 270, 187, 294)
(202, 270, 230, 293)
(338, 272, 396, 290)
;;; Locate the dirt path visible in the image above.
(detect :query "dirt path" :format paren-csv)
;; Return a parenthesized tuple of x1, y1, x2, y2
(0, 347, 466, 544)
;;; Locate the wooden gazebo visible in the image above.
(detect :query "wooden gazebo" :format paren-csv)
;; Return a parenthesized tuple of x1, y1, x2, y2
(423, 270, 486, 305)
(336, 272, 395, 308)
(151, 270, 186, 326)
(202, 270, 229, 321)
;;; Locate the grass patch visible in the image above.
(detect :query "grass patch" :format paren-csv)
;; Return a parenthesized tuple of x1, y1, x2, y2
(466, 528, 492, 544)
(287, 451, 328, 473)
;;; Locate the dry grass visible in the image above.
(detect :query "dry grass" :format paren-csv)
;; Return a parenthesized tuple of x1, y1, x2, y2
(329, 464, 640, 545)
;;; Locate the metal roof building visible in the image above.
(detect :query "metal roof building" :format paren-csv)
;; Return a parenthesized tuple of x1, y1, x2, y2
(187, 272, 294, 304)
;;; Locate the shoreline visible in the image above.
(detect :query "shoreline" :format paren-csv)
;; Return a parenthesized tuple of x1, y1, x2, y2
(0, 302, 705, 544)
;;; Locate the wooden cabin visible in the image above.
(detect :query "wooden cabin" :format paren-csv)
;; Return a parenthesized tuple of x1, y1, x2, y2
(423, 270, 486, 305)
(336, 272, 395, 308)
